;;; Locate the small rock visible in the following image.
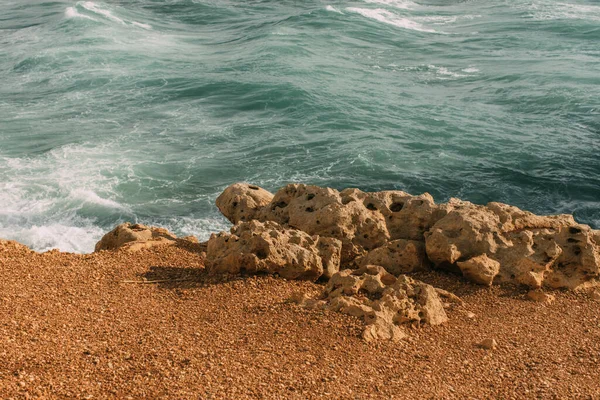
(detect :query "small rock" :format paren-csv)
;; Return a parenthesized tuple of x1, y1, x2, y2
(591, 289, 600, 301)
(527, 289, 555, 304)
(466, 312, 476, 319)
(478, 338, 497, 350)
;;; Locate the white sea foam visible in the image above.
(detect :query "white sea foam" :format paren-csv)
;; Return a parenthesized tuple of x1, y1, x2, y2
(66, 2, 152, 29)
(362, 0, 417, 10)
(462, 67, 480, 73)
(430, 64, 465, 78)
(0, 223, 106, 253)
(65, 6, 97, 21)
(81, 1, 126, 25)
(325, 5, 344, 14)
(346, 7, 437, 33)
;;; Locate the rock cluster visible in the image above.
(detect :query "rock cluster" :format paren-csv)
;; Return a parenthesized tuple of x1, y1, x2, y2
(215, 183, 600, 290)
(205, 220, 341, 281)
(323, 265, 448, 341)
(95, 223, 197, 252)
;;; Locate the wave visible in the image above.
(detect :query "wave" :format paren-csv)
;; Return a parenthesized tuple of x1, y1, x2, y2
(65, 1, 152, 29)
(65, 6, 97, 21)
(347, 7, 438, 33)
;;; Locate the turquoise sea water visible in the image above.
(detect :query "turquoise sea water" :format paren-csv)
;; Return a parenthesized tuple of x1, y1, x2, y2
(1, 0, 599, 252)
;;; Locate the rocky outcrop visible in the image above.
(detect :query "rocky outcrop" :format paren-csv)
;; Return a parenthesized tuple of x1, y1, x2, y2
(217, 183, 450, 265)
(319, 265, 448, 341)
(215, 183, 600, 290)
(425, 201, 600, 289)
(205, 220, 341, 281)
(94, 223, 182, 252)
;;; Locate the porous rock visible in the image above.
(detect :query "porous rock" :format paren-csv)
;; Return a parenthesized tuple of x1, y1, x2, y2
(218, 183, 451, 265)
(205, 220, 341, 281)
(355, 239, 430, 275)
(425, 201, 600, 289)
(322, 265, 448, 341)
(216, 183, 274, 224)
(94, 223, 179, 252)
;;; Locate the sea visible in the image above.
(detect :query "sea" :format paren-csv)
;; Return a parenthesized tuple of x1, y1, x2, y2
(1, 0, 599, 252)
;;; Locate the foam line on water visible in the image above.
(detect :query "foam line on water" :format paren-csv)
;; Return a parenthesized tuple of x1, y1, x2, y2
(346, 7, 438, 33)
(66, 1, 152, 29)
(362, 0, 417, 10)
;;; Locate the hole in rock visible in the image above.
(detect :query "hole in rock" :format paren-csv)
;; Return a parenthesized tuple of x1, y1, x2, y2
(256, 249, 268, 259)
(569, 227, 582, 235)
(390, 202, 404, 212)
(573, 246, 581, 256)
(273, 201, 287, 209)
(248, 185, 260, 190)
(232, 201, 238, 207)
(305, 207, 314, 213)
(567, 238, 579, 243)
(307, 194, 315, 200)
(366, 203, 377, 211)
(412, 200, 424, 206)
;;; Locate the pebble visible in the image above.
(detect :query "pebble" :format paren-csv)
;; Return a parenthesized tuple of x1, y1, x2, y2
(478, 338, 498, 350)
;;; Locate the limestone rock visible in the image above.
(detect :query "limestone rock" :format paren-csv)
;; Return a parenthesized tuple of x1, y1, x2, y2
(456, 254, 500, 286)
(217, 183, 450, 265)
(527, 289, 555, 305)
(355, 239, 430, 275)
(323, 265, 448, 341)
(425, 201, 600, 289)
(94, 223, 178, 252)
(205, 220, 341, 281)
(216, 183, 274, 224)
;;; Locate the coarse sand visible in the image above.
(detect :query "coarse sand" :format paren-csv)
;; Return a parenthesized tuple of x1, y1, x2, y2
(1, 240, 600, 399)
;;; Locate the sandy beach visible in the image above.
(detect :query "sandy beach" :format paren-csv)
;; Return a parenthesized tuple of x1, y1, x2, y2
(2, 238, 600, 399)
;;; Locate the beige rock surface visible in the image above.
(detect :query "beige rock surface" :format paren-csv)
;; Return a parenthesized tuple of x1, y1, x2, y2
(425, 201, 600, 289)
(218, 183, 450, 265)
(215, 183, 600, 290)
(321, 265, 448, 341)
(456, 254, 500, 286)
(94, 223, 180, 252)
(354, 239, 430, 275)
(205, 220, 341, 281)
(216, 182, 274, 224)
